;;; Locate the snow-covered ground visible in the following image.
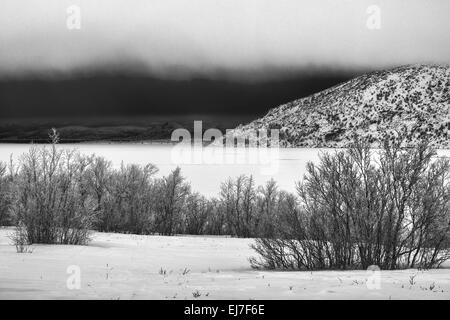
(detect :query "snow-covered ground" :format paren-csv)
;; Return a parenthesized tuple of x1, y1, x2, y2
(1, 227, 449, 300)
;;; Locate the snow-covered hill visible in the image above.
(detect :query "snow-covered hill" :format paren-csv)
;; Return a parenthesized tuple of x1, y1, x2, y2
(229, 65, 450, 148)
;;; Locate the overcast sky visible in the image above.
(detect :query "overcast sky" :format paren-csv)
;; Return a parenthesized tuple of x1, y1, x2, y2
(0, 0, 449, 80)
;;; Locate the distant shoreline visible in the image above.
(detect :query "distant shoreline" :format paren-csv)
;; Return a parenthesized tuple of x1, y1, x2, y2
(0, 139, 176, 145)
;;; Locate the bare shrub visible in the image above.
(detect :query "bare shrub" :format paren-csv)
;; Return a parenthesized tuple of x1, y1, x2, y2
(109, 163, 157, 234)
(0, 162, 12, 226)
(153, 167, 190, 236)
(256, 179, 280, 237)
(9, 222, 32, 253)
(220, 175, 258, 237)
(83, 156, 159, 234)
(11, 141, 96, 245)
(251, 139, 450, 270)
(203, 198, 226, 235)
(84, 157, 114, 231)
(182, 192, 212, 235)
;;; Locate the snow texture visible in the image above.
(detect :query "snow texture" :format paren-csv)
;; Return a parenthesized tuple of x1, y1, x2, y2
(1, 228, 449, 300)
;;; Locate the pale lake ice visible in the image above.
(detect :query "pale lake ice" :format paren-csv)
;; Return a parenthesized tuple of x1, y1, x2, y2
(1, 143, 449, 197)
(0, 144, 326, 197)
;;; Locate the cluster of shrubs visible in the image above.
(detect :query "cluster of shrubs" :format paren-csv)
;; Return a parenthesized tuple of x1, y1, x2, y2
(251, 140, 450, 270)
(1, 132, 450, 270)
(0, 142, 294, 245)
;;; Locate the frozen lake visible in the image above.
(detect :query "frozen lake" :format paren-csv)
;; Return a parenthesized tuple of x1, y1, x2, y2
(0, 143, 448, 197)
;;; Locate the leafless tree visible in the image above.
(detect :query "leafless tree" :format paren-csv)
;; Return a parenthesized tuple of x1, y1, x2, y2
(220, 175, 258, 237)
(182, 192, 211, 235)
(0, 162, 12, 226)
(256, 179, 279, 237)
(154, 167, 190, 236)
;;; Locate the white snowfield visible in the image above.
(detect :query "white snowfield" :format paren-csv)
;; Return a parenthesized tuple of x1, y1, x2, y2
(0, 227, 449, 300)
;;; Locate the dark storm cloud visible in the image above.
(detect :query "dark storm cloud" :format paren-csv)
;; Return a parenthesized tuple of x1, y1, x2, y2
(0, 0, 449, 120)
(0, 72, 355, 118)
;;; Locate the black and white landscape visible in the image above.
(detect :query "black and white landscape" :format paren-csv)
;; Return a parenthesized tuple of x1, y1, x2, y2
(1, 0, 450, 300)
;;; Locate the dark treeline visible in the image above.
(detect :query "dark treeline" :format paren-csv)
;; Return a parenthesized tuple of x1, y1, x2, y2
(1, 132, 450, 270)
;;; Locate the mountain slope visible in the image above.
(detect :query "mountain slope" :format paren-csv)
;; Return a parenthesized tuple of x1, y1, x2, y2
(228, 65, 450, 148)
